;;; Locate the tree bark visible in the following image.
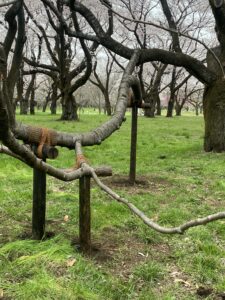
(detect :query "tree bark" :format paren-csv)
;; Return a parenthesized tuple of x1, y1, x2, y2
(195, 106, 199, 116)
(104, 92, 112, 116)
(166, 67, 176, 118)
(166, 99, 175, 117)
(20, 98, 28, 115)
(175, 104, 181, 116)
(156, 96, 161, 116)
(30, 87, 36, 115)
(42, 92, 50, 112)
(144, 93, 156, 117)
(203, 79, 225, 152)
(61, 92, 78, 120)
(25, 74, 35, 115)
(50, 82, 58, 114)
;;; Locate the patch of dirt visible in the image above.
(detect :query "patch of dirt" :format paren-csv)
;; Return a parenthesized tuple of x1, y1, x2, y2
(103, 174, 172, 195)
(0, 213, 32, 244)
(47, 261, 68, 277)
(71, 227, 171, 280)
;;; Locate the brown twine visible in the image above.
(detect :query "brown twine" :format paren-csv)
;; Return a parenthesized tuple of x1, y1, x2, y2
(63, 154, 87, 173)
(76, 154, 87, 168)
(27, 126, 57, 158)
(37, 128, 50, 158)
(27, 126, 57, 146)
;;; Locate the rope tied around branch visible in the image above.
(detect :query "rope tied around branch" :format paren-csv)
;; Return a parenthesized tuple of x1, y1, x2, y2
(37, 128, 50, 158)
(63, 153, 88, 173)
(76, 153, 87, 168)
(27, 126, 57, 158)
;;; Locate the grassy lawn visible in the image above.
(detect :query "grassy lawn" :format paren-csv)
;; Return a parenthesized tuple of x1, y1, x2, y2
(1, 111, 225, 299)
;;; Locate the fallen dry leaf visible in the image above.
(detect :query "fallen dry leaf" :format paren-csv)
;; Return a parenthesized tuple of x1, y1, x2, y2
(0, 289, 3, 299)
(170, 271, 180, 277)
(64, 215, 69, 222)
(174, 278, 191, 287)
(66, 258, 76, 267)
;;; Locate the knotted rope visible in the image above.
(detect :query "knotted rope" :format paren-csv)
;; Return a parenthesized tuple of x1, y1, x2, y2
(27, 126, 57, 158)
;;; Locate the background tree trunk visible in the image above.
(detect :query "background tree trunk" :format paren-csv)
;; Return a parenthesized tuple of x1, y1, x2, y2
(104, 92, 112, 116)
(166, 97, 175, 117)
(20, 98, 28, 115)
(50, 83, 58, 114)
(156, 96, 161, 116)
(203, 79, 225, 152)
(144, 94, 155, 117)
(175, 104, 182, 116)
(30, 87, 36, 115)
(61, 92, 78, 120)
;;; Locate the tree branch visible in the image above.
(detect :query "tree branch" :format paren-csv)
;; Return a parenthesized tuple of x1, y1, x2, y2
(0, 0, 18, 8)
(68, 1, 216, 84)
(89, 163, 225, 234)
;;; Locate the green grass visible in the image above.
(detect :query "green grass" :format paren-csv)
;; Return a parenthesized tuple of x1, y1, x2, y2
(1, 110, 225, 299)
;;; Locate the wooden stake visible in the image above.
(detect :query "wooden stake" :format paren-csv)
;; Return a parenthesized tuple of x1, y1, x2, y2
(79, 175, 91, 253)
(129, 105, 138, 184)
(32, 161, 46, 240)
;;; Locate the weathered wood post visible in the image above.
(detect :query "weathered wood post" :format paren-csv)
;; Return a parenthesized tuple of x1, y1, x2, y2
(32, 161, 46, 240)
(32, 144, 58, 240)
(128, 101, 150, 185)
(78, 166, 112, 253)
(79, 175, 91, 253)
(129, 104, 138, 184)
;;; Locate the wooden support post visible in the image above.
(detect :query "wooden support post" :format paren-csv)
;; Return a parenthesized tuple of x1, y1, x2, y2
(79, 175, 91, 253)
(32, 161, 46, 240)
(129, 104, 138, 184)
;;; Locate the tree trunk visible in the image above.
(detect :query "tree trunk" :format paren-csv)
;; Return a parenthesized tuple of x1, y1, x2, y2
(104, 93, 111, 116)
(42, 96, 49, 112)
(203, 79, 225, 152)
(166, 99, 174, 117)
(156, 96, 161, 116)
(16, 72, 27, 115)
(26, 74, 36, 115)
(175, 104, 182, 116)
(20, 98, 28, 115)
(50, 82, 58, 114)
(195, 106, 199, 116)
(144, 93, 156, 118)
(50, 99, 57, 114)
(167, 67, 176, 118)
(30, 88, 36, 115)
(61, 92, 78, 120)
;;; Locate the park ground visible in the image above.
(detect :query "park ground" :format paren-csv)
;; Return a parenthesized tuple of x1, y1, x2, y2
(1, 111, 225, 299)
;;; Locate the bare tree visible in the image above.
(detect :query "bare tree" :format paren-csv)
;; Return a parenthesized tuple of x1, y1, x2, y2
(188, 89, 204, 116)
(51, 0, 224, 151)
(23, 1, 99, 120)
(175, 79, 203, 116)
(89, 50, 119, 116)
